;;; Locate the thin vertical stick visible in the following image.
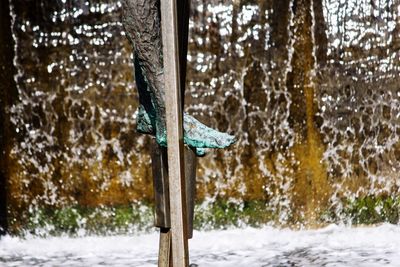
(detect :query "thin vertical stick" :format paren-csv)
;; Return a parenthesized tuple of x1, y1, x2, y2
(158, 228, 172, 267)
(160, 0, 189, 266)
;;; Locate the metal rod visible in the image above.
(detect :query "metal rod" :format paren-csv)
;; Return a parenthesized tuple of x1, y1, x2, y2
(160, 0, 189, 265)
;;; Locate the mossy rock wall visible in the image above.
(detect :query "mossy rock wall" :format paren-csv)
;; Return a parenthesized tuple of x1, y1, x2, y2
(2, 0, 400, 232)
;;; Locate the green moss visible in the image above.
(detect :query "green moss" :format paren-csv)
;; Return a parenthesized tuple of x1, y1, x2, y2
(193, 200, 274, 230)
(53, 207, 81, 232)
(20, 197, 400, 236)
(344, 196, 400, 225)
(25, 202, 155, 237)
(318, 195, 400, 225)
(23, 200, 275, 236)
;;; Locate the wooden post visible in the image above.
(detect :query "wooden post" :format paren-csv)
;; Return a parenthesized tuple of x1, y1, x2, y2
(152, 142, 197, 266)
(177, 0, 190, 108)
(160, 0, 189, 265)
(158, 228, 172, 267)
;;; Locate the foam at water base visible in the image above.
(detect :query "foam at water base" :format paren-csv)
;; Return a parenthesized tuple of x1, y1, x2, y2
(1, 224, 400, 266)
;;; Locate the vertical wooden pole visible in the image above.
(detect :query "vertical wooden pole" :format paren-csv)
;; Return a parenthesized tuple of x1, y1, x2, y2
(158, 228, 172, 267)
(177, 0, 190, 108)
(160, 0, 189, 266)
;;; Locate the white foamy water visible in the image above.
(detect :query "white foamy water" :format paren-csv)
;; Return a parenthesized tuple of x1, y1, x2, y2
(1, 224, 400, 266)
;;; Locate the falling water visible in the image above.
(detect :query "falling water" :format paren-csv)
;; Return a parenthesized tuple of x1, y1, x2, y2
(4, 0, 400, 234)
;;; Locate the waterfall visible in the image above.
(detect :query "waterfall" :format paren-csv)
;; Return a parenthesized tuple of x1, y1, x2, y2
(4, 0, 400, 234)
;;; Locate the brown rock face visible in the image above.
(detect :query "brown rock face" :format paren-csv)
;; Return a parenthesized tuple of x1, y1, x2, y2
(3, 0, 400, 231)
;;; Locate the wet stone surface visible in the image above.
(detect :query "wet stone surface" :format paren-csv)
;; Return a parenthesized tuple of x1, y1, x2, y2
(5, 0, 400, 230)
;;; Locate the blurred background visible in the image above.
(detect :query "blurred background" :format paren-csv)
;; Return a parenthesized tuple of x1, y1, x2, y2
(1, 0, 399, 235)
